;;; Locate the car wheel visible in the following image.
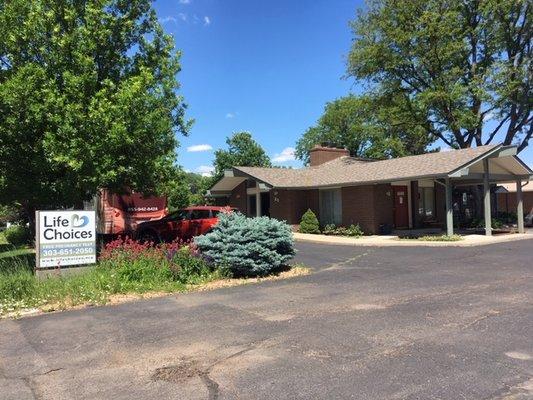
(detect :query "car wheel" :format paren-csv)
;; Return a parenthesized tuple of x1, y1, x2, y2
(138, 230, 159, 244)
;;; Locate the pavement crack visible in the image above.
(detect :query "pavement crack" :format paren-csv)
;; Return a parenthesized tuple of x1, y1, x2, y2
(462, 309, 501, 329)
(152, 342, 267, 400)
(199, 372, 220, 400)
(200, 344, 263, 400)
(41, 367, 63, 375)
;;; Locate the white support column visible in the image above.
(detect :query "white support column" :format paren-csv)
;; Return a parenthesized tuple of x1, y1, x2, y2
(445, 178, 454, 236)
(483, 158, 492, 236)
(255, 183, 261, 217)
(516, 180, 524, 234)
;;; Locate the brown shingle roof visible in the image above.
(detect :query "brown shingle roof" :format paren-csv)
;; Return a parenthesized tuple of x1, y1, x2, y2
(235, 145, 501, 188)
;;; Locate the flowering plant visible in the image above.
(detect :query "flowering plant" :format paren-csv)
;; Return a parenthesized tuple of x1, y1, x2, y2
(99, 236, 213, 283)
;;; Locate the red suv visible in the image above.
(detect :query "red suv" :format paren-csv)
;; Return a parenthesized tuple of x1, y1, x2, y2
(136, 206, 234, 242)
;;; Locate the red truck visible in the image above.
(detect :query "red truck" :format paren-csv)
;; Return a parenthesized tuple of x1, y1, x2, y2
(95, 189, 168, 237)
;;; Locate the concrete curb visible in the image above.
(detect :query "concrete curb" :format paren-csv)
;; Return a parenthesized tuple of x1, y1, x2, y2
(292, 232, 533, 247)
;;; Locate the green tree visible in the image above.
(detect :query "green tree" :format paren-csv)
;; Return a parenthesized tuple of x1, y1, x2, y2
(185, 172, 212, 205)
(161, 170, 213, 211)
(158, 166, 192, 212)
(0, 0, 192, 227)
(296, 95, 432, 164)
(0, 204, 22, 226)
(212, 132, 271, 181)
(347, 0, 531, 152)
(298, 209, 320, 234)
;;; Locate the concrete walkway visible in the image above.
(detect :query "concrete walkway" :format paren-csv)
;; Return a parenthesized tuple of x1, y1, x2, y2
(293, 229, 533, 247)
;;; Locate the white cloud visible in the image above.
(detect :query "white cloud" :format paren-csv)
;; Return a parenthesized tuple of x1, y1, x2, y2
(197, 165, 214, 177)
(273, 147, 296, 163)
(160, 16, 177, 24)
(179, 0, 190, 4)
(225, 112, 236, 119)
(203, 16, 211, 26)
(187, 144, 213, 152)
(178, 12, 187, 21)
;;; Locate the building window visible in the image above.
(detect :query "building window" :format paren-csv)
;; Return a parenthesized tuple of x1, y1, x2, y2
(418, 187, 435, 220)
(319, 189, 342, 226)
(248, 195, 256, 217)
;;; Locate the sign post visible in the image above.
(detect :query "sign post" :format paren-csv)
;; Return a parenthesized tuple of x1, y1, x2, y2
(35, 210, 96, 272)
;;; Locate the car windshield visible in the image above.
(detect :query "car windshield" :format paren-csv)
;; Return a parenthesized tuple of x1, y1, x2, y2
(190, 210, 211, 219)
(167, 210, 189, 221)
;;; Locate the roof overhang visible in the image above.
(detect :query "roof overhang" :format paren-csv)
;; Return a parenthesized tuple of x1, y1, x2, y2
(447, 145, 533, 183)
(208, 168, 274, 196)
(208, 170, 247, 196)
(231, 167, 274, 188)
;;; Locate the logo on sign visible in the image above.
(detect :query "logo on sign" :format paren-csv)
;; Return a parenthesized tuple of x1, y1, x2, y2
(71, 214, 89, 228)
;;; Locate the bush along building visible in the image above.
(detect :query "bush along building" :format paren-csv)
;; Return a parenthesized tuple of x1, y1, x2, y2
(208, 144, 533, 236)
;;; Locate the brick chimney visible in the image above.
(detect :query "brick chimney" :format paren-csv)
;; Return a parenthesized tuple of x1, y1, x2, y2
(309, 145, 350, 166)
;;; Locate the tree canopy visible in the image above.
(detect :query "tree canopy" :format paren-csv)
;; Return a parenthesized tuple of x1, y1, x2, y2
(163, 170, 213, 211)
(347, 0, 532, 152)
(212, 132, 271, 181)
(0, 0, 191, 222)
(295, 95, 433, 164)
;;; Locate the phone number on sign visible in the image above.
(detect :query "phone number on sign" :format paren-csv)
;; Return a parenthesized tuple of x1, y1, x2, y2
(42, 248, 94, 257)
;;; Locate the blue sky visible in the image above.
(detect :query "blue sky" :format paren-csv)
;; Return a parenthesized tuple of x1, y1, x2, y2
(154, 0, 533, 176)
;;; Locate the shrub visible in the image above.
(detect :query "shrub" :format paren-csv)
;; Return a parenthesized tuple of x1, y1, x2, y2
(321, 223, 363, 237)
(299, 209, 320, 234)
(323, 224, 337, 235)
(417, 234, 463, 242)
(4, 225, 31, 246)
(496, 211, 517, 224)
(470, 217, 504, 229)
(195, 212, 295, 277)
(99, 236, 215, 286)
(169, 246, 216, 283)
(344, 224, 364, 237)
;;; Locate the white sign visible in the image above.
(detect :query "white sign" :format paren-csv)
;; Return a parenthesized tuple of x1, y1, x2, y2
(36, 210, 96, 269)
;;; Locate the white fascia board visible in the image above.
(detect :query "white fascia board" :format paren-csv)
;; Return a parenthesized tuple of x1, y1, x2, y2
(447, 144, 503, 177)
(449, 167, 470, 178)
(490, 146, 517, 158)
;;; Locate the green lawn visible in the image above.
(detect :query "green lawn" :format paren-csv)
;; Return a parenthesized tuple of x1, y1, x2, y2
(0, 247, 34, 259)
(0, 231, 36, 275)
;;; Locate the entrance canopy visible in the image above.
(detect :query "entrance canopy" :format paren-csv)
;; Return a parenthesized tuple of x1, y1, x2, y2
(447, 146, 531, 183)
(208, 176, 246, 197)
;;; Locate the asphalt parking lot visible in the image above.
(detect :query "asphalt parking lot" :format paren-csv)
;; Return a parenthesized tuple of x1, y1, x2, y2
(1, 239, 532, 400)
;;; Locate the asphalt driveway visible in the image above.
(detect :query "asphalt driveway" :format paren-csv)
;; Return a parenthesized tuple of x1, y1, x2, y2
(1, 240, 532, 400)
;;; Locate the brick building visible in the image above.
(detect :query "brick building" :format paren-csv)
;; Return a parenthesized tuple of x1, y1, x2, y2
(209, 144, 532, 235)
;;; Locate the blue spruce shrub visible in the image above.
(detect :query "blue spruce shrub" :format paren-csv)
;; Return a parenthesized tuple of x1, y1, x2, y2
(194, 212, 295, 277)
